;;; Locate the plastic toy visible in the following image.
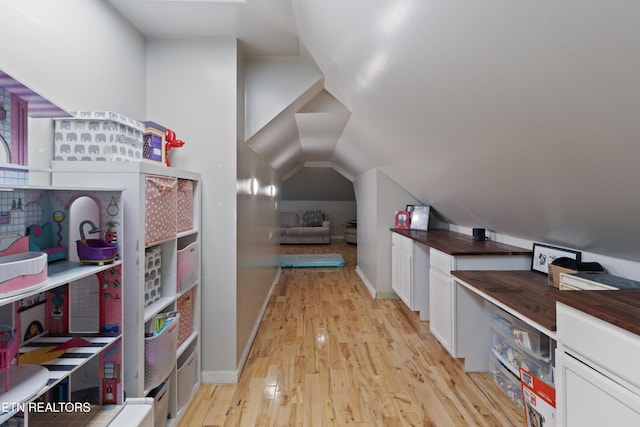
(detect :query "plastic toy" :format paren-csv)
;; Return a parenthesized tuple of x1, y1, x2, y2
(164, 128, 185, 167)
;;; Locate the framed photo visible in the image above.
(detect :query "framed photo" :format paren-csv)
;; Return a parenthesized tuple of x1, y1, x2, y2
(409, 205, 430, 231)
(395, 211, 410, 229)
(531, 243, 581, 274)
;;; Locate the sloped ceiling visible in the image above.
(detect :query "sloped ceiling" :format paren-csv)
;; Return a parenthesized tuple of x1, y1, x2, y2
(109, 0, 640, 262)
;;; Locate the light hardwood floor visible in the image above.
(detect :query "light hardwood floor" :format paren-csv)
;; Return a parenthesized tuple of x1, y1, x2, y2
(179, 241, 525, 426)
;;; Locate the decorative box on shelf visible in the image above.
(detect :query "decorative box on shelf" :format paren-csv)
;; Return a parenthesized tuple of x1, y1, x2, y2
(54, 111, 144, 162)
(143, 121, 166, 165)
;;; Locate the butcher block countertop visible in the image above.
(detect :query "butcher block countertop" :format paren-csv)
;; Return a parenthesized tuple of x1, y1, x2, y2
(546, 287, 640, 336)
(452, 269, 640, 337)
(452, 270, 557, 332)
(390, 229, 531, 256)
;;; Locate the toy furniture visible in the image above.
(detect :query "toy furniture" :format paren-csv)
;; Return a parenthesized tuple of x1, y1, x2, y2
(27, 223, 67, 263)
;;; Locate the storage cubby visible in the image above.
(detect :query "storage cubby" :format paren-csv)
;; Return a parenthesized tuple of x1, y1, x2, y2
(51, 161, 201, 427)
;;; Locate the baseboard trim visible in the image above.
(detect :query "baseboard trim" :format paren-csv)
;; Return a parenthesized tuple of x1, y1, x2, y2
(201, 370, 240, 384)
(355, 266, 376, 299)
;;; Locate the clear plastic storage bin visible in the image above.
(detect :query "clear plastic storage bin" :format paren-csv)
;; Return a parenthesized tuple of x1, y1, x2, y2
(489, 353, 524, 411)
(488, 303, 553, 359)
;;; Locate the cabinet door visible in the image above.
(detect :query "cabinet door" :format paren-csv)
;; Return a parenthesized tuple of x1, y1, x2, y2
(429, 268, 452, 353)
(392, 244, 412, 309)
(558, 351, 640, 427)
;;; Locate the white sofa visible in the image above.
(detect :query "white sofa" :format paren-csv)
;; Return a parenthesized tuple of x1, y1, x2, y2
(279, 210, 331, 244)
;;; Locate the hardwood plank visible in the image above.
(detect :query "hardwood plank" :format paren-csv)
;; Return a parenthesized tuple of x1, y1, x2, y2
(180, 241, 525, 426)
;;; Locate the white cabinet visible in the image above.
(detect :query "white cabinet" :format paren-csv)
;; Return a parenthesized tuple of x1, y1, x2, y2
(429, 267, 452, 350)
(428, 248, 530, 356)
(556, 303, 640, 427)
(52, 161, 201, 427)
(391, 233, 430, 319)
(391, 233, 412, 309)
(0, 185, 126, 425)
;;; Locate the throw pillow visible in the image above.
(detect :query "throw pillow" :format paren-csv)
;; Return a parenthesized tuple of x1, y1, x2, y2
(302, 209, 324, 227)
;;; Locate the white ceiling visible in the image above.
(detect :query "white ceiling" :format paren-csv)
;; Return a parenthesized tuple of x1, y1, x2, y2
(109, 0, 640, 263)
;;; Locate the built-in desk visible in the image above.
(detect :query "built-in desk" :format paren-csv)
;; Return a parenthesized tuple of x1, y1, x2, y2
(453, 270, 557, 334)
(390, 229, 532, 355)
(451, 270, 559, 372)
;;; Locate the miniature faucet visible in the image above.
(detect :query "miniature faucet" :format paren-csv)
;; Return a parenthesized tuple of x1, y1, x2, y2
(79, 220, 101, 241)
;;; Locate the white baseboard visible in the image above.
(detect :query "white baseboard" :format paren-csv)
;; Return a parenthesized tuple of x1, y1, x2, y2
(355, 266, 376, 299)
(201, 370, 240, 384)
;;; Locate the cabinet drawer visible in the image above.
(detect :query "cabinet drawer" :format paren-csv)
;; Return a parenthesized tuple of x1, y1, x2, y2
(557, 303, 640, 389)
(392, 232, 412, 252)
(430, 248, 452, 275)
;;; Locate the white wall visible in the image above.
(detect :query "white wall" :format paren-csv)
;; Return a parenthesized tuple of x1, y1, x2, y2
(279, 200, 356, 237)
(0, 0, 146, 181)
(145, 38, 240, 379)
(235, 53, 281, 375)
(354, 168, 421, 298)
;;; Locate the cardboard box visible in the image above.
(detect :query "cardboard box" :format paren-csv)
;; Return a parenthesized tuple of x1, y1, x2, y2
(54, 111, 144, 162)
(520, 368, 556, 427)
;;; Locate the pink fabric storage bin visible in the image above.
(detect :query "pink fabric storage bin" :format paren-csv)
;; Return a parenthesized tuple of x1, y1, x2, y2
(176, 288, 194, 348)
(177, 241, 198, 293)
(145, 175, 177, 245)
(177, 179, 194, 232)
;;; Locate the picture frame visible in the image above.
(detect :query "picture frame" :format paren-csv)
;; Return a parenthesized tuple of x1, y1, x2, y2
(395, 211, 410, 229)
(405, 204, 415, 213)
(409, 205, 430, 231)
(531, 243, 581, 274)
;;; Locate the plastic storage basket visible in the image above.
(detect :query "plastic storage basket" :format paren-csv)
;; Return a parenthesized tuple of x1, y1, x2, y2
(177, 349, 198, 410)
(144, 314, 179, 391)
(177, 241, 198, 293)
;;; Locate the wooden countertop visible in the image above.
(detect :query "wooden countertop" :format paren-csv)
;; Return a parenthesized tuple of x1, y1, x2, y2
(452, 270, 558, 332)
(546, 287, 640, 336)
(390, 229, 531, 256)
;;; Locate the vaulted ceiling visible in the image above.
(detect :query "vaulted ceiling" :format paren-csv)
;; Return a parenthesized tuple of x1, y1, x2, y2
(108, 0, 640, 263)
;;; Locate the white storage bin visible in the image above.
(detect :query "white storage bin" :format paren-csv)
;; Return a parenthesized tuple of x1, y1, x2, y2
(54, 111, 144, 162)
(145, 246, 162, 306)
(177, 241, 198, 293)
(144, 315, 179, 391)
(149, 378, 171, 427)
(177, 349, 198, 410)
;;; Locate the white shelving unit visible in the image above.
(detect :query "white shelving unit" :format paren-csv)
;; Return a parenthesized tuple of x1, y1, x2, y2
(0, 185, 127, 426)
(51, 161, 201, 427)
